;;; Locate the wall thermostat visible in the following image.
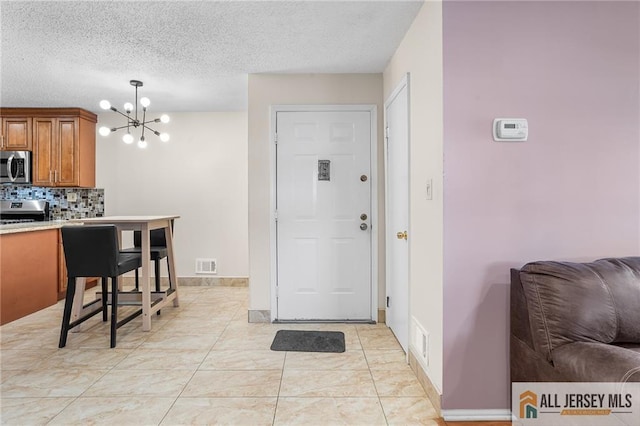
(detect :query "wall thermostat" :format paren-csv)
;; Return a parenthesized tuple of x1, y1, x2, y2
(493, 118, 528, 142)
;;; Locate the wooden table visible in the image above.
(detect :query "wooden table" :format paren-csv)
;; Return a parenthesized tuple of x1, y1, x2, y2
(72, 215, 180, 331)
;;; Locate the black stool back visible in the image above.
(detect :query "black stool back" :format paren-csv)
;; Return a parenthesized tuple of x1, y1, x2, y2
(63, 225, 124, 277)
(59, 225, 142, 348)
(133, 229, 167, 247)
(123, 228, 172, 294)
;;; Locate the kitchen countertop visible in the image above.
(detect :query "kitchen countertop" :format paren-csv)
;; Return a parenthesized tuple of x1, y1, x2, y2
(0, 220, 81, 235)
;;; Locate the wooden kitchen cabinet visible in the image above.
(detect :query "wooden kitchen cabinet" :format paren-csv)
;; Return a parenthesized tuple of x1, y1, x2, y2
(1, 108, 97, 187)
(0, 229, 59, 325)
(32, 110, 96, 187)
(0, 116, 32, 150)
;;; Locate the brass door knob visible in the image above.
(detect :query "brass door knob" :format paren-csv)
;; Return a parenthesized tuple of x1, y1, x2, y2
(396, 231, 407, 240)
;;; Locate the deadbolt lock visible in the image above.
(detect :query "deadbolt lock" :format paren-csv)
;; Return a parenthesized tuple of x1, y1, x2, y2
(360, 175, 368, 182)
(360, 213, 368, 221)
(360, 223, 368, 231)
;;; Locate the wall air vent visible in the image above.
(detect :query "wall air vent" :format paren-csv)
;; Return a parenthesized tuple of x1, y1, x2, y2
(195, 258, 217, 274)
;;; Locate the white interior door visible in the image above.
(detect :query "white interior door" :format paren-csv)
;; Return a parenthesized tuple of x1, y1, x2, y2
(276, 110, 372, 320)
(385, 77, 410, 352)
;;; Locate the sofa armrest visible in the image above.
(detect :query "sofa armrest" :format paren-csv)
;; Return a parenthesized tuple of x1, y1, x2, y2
(553, 342, 640, 382)
(511, 334, 568, 382)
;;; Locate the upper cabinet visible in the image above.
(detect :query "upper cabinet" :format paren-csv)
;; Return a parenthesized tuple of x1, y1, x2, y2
(0, 116, 32, 150)
(0, 108, 97, 187)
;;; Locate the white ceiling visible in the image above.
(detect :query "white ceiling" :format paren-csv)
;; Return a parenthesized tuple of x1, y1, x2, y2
(1, 1, 423, 113)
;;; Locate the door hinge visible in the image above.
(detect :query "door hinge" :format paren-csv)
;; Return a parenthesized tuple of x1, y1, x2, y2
(385, 126, 389, 140)
(274, 133, 278, 144)
(274, 210, 278, 221)
(386, 296, 390, 308)
(275, 286, 279, 297)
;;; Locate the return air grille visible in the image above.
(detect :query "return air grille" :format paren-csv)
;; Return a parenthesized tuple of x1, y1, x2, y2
(195, 258, 217, 274)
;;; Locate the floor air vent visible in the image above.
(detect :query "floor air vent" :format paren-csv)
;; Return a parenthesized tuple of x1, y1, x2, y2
(195, 258, 217, 274)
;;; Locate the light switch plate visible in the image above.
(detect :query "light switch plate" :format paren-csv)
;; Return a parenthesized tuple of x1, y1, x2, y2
(426, 179, 433, 200)
(66, 192, 77, 202)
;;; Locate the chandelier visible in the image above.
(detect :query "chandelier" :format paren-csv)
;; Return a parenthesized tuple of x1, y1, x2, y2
(98, 80, 170, 149)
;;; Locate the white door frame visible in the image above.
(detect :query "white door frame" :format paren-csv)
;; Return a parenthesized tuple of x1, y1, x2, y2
(384, 73, 411, 352)
(269, 104, 379, 322)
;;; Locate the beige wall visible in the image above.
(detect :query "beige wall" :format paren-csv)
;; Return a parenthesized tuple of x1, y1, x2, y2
(96, 111, 249, 278)
(247, 74, 384, 312)
(383, 2, 444, 392)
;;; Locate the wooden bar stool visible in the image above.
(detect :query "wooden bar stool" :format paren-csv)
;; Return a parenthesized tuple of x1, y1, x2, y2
(59, 225, 142, 348)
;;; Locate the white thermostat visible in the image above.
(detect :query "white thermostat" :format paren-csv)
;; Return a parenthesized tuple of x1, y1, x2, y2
(493, 118, 528, 141)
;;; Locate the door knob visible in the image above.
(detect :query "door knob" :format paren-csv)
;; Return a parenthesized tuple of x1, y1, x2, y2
(396, 231, 407, 240)
(360, 223, 368, 231)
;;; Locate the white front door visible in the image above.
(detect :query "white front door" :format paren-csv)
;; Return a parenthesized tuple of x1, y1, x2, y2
(385, 76, 410, 352)
(276, 110, 373, 320)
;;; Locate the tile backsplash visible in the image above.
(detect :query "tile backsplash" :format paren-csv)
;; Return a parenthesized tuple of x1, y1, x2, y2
(0, 185, 104, 220)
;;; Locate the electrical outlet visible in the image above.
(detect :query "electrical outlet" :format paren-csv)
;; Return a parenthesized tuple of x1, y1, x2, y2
(66, 192, 77, 202)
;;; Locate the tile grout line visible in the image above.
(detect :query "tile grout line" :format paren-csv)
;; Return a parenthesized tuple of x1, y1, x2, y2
(155, 297, 240, 425)
(272, 351, 287, 426)
(46, 333, 129, 425)
(357, 325, 391, 425)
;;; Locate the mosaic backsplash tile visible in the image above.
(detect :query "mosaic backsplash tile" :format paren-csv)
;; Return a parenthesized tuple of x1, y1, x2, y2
(0, 185, 104, 220)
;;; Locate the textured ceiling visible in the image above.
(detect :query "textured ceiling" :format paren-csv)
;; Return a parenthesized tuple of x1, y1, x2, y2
(1, 1, 423, 113)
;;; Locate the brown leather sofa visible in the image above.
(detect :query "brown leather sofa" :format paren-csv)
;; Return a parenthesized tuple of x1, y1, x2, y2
(511, 257, 640, 383)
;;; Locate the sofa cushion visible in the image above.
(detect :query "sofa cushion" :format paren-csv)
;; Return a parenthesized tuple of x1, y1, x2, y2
(616, 343, 640, 354)
(552, 342, 640, 382)
(520, 257, 640, 361)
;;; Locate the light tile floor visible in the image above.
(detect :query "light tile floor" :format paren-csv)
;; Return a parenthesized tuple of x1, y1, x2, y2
(0, 286, 439, 425)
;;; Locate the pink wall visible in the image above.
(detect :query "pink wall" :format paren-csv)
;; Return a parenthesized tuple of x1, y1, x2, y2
(443, 1, 639, 411)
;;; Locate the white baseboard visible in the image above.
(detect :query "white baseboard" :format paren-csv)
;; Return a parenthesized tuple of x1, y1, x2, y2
(442, 409, 512, 421)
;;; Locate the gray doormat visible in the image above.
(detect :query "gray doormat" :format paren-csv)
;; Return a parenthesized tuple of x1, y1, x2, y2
(270, 330, 345, 353)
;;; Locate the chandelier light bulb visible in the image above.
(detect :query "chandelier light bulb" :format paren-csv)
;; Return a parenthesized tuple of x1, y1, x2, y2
(140, 97, 150, 108)
(99, 100, 111, 110)
(123, 102, 133, 113)
(160, 133, 170, 142)
(138, 137, 148, 149)
(160, 114, 170, 123)
(98, 126, 111, 136)
(122, 133, 134, 144)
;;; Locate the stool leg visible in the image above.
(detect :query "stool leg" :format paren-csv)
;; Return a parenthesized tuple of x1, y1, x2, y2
(101, 277, 108, 322)
(134, 268, 139, 290)
(154, 260, 162, 315)
(110, 276, 118, 348)
(154, 259, 161, 292)
(166, 257, 172, 290)
(59, 277, 76, 348)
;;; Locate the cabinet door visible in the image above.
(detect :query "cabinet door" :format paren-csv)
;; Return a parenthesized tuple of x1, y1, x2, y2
(56, 118, 79, 186)
(2, 117, 32, 150)
(32, 118, 55, 185)
(0, 230, 59, 325)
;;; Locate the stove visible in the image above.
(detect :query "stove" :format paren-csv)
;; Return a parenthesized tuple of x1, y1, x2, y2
(0, 200, 50, 225)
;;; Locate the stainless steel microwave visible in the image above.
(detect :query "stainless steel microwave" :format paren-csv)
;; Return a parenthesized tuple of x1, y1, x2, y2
(0, 151, 32, 184)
